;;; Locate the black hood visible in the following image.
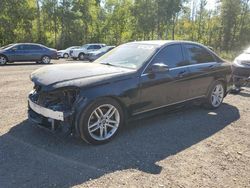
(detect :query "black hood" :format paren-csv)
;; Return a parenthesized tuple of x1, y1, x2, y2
(31, 63, 135, 89)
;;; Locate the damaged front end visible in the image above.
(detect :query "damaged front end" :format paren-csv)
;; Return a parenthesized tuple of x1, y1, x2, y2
(28, 84, 80, 133)
(232, 60, 250, 89)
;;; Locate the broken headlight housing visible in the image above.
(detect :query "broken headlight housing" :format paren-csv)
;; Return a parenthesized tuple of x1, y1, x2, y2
(30, 86, 80, 112)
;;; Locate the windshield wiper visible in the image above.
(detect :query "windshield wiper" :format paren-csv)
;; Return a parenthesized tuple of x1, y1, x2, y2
(100, 62, 136, 69)
(101, 62, 118, 67)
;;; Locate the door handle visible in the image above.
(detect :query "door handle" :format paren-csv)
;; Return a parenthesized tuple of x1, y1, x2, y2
(178, 70, 187, 78)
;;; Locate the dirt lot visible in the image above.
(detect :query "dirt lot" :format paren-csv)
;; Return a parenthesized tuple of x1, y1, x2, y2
(0, 59, 249, 188)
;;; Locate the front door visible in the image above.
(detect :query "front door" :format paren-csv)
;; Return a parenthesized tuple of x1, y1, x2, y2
(135, 44, 191, 114)
(10, 45, 28, 61)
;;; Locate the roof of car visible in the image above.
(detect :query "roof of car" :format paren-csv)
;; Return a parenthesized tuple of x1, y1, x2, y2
(14, 43, 43, 45)
(129, 40, 206, 47)
(85, 43, 106, 46)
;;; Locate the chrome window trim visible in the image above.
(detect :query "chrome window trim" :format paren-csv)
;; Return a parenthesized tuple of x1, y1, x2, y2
(140, 41, 222, 77)
(132, 95, 205, 115)
(141, 62, 218, 77)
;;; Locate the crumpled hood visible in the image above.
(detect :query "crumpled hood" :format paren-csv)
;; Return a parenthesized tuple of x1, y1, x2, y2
(31, 63, 134, 88)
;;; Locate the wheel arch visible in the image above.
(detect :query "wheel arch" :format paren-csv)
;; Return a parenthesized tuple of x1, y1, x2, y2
(206, 78, 227, 98)
(78, 52, 85, 56)
(214, 78, 227, 97)
(41, 54, 52, 59)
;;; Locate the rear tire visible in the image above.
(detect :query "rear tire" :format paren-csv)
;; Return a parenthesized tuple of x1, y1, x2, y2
(0, 55, 7, 65)
(76, 98, 124, 145)
(41, 56, 51, 64)
(203, 81, 225, 109)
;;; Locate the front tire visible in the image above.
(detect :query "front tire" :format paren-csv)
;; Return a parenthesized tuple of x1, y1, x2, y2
(0, 55, 7, 65)
(41, 55, 51, 64)
(76, 98, 124, 145)
(78, 53, 85, 60)
(204, 81, 225, 109)
(63, 53, 69, 58)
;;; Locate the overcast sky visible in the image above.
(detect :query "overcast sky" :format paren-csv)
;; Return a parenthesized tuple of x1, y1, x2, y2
(206, 0, 217, 10)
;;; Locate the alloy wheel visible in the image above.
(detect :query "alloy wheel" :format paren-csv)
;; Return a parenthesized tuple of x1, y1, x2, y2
(87, 104, 120, 141)
(79, 54, 85, 60)
(211, 84, 224, 107)
(63, 53, 69, 58)
(42, 56, 50, 64)
(0, 56, 7, 65)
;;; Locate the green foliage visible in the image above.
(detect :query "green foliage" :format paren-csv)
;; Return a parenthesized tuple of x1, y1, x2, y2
(0, 0, 249, 55)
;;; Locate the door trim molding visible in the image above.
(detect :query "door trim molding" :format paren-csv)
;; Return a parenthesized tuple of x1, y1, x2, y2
(132, 95, 205, 115)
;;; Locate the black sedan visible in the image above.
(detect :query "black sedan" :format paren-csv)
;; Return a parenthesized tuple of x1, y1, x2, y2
(28, 40, 233, 145)
(0, 43, 58, 65)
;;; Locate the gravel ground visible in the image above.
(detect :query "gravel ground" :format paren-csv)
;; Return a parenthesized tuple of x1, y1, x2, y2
(0, 59, 249, 188)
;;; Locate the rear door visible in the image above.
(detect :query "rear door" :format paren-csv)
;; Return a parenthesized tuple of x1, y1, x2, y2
(182, 43, 220, 97)
(26, 44, 44, 60)
(136, 44, 191, 114)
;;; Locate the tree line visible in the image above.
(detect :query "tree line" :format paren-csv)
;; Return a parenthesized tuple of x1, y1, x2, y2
(0, 0, 249, 53)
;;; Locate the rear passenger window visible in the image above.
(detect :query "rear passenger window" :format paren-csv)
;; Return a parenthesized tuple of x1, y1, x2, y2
(151, 44, 187, 68)
(22, 45, 32, 50)
(94, 45, 101, 49)
(30, 45, 42, 50)
(184, 44, 215, 64)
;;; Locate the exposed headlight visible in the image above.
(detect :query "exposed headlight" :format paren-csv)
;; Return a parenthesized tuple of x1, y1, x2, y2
(31, 87, 80, 111)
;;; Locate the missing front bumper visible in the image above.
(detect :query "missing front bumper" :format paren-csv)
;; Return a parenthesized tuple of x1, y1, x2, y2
(28, 98, 64, 121)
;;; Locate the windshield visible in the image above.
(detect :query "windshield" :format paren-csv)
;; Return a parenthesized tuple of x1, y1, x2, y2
(98, 46, 113, 53)
(0, 44, 14, 50)
(95, 43, 158, 69)
(80, 44, 88, 49)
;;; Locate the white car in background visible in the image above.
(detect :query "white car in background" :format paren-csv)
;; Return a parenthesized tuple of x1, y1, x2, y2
(57, 46, 80, 58)
(232, 47, 250, 92)
(69, 43, 106, 60)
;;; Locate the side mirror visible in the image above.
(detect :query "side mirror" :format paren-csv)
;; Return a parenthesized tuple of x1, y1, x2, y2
(150, 63, 169, 74)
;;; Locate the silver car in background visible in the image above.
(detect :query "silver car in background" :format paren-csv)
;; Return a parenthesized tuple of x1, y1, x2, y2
(57, 46, 80, 58)
(86, 46, 115, 62)
(232, 47, 250, 92)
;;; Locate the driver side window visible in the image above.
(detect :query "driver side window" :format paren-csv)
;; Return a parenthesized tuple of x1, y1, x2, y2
(151, 44, 187, 68)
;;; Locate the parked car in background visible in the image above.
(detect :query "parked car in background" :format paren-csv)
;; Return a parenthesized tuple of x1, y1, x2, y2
(232, 47, 250, 93)
(0, 43, 57, 65)
(57, 46, 80, 58)
(28, 40, 233, 145)
(69, 43, 106, 60)
(86, 46, 116, 62)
